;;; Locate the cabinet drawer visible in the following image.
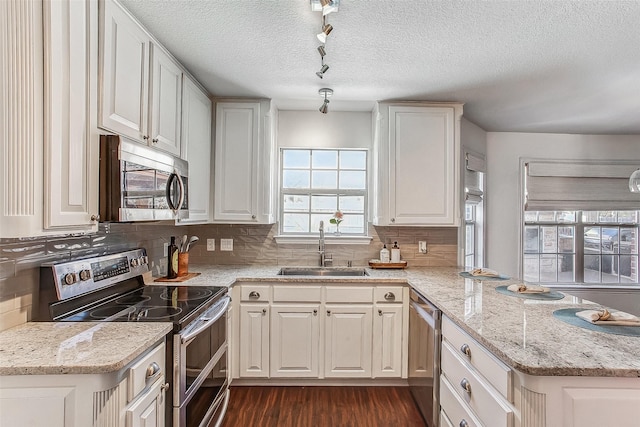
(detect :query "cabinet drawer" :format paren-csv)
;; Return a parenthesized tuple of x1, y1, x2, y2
(442, 316, 511, 400)
(374, 286, 403, 303)
(325, 286, 373, 303)
(441, 341, 513, 427)
(240, 285, 270, 302)
(440, 375, 483, 427)
(127, 343, 165, 403)
(273, 286, 322, 302)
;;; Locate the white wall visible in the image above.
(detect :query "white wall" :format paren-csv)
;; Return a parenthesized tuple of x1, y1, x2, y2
(277, 111, 372, 148)
(461, 118, 487, 156)
(486, 132, 640, 278)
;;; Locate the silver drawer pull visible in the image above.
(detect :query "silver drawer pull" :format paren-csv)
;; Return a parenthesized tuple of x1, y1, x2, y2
(146, 362, 161, 380)
(460, 343, 471, 357)
(249, 291, 260, 299)
(460, 378, 472, 394)
(459, 420, 469, 427)
(160, 383, 170, 392)
(384, 292, 395, 301)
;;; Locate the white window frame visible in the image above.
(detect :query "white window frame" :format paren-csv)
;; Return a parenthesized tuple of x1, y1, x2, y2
(276, 148, 371, 243)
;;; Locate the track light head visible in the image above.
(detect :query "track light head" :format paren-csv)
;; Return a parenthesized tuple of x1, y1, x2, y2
(317, 45, 326, 58)
(319, 100, 329, 114)
(318, 88, 333, 114)
(316, 23, 333, 43)
(316, 64, 329, 78)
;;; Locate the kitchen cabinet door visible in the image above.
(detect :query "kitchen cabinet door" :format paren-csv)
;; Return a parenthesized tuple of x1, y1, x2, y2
(213, 100, 275, 223)
(149, 43, 182, 156)
(99, 0, 150, 142)
(372, 304, 403, 378)
(43, 0, 99, 231)
(239, 303, 270, 377)
(270, 304, 320, 377)
(126, 377, 166, 427)
(178, 75, 212, 224)
(324, 304, 373, 378)
(374, 102, 463, 226)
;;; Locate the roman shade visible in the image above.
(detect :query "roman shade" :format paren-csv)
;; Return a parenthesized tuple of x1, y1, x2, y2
(465, 152, 485, 204)
(524, 160, 640, 211)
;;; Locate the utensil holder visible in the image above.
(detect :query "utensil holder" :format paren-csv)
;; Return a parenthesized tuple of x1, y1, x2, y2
(178, 253, 189, 276)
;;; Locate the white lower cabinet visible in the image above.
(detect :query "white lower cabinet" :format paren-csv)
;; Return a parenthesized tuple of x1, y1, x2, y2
(238, 303, 270, 378)
(270, 304, 320, 377)
(233, 283, 407, 380)
(126, 377, 166, 427)
(324, 304, 373, 378)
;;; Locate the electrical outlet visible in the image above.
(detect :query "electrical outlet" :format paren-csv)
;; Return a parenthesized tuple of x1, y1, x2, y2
(419, 241, 428, 254)
(163, 242, 169, 257)
(220, 239, 233, 251)
(207, 239, 215, 251)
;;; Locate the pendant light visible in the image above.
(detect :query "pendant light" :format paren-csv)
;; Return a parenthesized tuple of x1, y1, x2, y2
(630, 169, 640, 192)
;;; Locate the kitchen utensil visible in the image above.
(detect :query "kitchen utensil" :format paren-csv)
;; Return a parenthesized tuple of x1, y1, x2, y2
(181, 235, 188, 253)
(185, 236, 199, 252)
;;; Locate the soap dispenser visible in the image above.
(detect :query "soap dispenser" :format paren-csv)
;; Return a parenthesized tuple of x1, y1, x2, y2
(380, 244, 390, 263)
(391, 241, 401, 263)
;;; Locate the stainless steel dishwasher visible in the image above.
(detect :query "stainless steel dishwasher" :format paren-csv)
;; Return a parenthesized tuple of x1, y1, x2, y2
(408, 289, 441, 427)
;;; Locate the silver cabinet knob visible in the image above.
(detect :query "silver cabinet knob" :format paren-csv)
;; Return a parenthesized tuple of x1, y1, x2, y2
(378, 309, 383, 316)
(142, 135, 149, 140)
(327, 310, 331, 316)
(90, 214, 100, 222)
(161, 383, 170, 392)
(459, 420, 469, 427)
(390, 218, 395, 223)
(460, 343, 471, 357)
(262, 308, 267, 315)
(460, 378, 472, 394)
(384, 292, 395, 301)
(152, 138, 158, 144)
(251, 215, 256, 219)
(146, 362, 160, 379)
(249, 291, 260, 299)
(313, 309, 318, 316)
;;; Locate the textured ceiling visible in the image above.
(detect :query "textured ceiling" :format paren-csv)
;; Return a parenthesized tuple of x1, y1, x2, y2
(120, 0, 640, 134)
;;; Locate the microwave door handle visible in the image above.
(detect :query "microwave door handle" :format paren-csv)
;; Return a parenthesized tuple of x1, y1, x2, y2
(165, 172, 185, 212)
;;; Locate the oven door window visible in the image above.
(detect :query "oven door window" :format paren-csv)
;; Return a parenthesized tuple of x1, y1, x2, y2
(182, 309, 227, 427)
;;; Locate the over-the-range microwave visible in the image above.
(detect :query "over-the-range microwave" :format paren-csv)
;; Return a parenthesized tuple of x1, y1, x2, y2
(99, 135, 188, 222)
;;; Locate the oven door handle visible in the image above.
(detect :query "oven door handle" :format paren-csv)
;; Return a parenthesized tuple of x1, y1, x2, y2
(181, 296, 230, 345)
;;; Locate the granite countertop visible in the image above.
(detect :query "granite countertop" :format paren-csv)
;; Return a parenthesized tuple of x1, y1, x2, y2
(0, 322, 172, 375)
(182, 264, 640, 378)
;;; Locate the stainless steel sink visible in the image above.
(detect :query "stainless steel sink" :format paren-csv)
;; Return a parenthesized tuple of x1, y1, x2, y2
(278, 267, 369, 277)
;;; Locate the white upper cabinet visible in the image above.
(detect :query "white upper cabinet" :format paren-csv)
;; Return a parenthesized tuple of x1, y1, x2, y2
(44, 0, 100, 231)
(99, 0, 182, 156)
(213, 100, 275, 223)
(178, 75, 212, 224)
(374, 102, 463, 226)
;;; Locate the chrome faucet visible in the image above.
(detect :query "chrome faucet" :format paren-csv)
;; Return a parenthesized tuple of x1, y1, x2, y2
(319, 220, 325, 267)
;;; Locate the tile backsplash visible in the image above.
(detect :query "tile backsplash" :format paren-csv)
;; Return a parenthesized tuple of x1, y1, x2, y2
(0, 222, 457, 330)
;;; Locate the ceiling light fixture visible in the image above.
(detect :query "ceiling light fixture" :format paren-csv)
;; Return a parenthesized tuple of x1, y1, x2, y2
(316, 17, 333, 43)
(317, 45, 326, 58)
(316, 64, 329, 79)
(318, 88, 333, 114)
(310, 0, 340, 14)
(630, 169, 640, 192)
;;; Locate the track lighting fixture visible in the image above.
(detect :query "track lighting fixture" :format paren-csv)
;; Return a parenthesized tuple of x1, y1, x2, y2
(316, 64, 329, 78)
(317, 45, 326, 58)
(310, 0, 340, 14)
(318, 88, 333, 114)
(630, 169, 640, 192)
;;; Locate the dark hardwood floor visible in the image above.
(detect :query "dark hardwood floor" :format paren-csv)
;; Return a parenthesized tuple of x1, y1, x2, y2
(220, 386, 426, 427)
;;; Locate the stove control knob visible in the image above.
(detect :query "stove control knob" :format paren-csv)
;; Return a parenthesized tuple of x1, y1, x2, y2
(140, 256, 148, 265)
(63, 273, 78, 286)
(79, 269, 91, 281)
(130, 258, 139, 267)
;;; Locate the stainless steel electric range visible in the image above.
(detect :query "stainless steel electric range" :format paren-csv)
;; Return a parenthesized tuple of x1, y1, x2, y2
(35, 248, 230, 427)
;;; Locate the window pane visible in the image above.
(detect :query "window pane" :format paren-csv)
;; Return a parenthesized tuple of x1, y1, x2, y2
(339, 171, 366, 190)
(524, 226, 539, 253)
(340, 151, 366, 169)
(539, 255, 557, 282)
(558, 226, 574, 252)
(619, 211, 638, 223)
(312, 150, 337, 169)
(558, 254, 574, 282)
(283, 170, 310, 188)
(311, 214, 332, 233)
(620, 255, 637, 282)
(339, 214, 365, 234)
(282, 150, 310, 168)
(283, 194, 309, 212)
(621, 228, 637, 254)
(601, 255, 618, 282)
(312, 171, 337, 189)
(524, 211, 538, 222)
(584, 255, 600, 283)
(601, 227, 618, 253)
(598, 211, 616, 223)
(311, 195, 337, 213)
(339, 196, 364, 213)
(558, 211, 576, 222)
(282, 213, 309, 233)
(538, 212, 555, 222)
(582, 211, 598, 223)
(541, 227, 558, 253)
(523, 254, 539, 282)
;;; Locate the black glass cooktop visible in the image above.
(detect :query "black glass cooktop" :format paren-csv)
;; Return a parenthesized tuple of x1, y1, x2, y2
(63, 285, 226, 329)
